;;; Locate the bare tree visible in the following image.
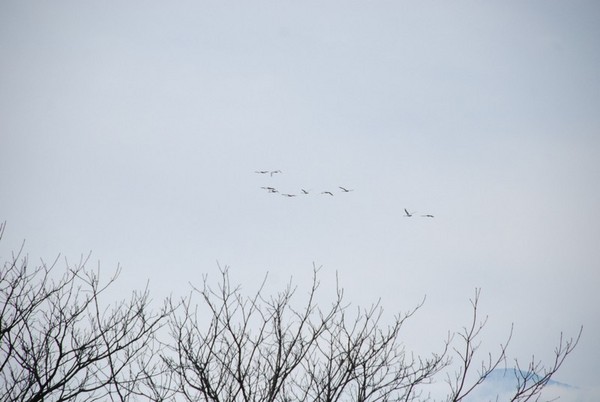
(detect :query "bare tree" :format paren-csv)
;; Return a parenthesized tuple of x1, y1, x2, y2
(165, 266, 451, 402)
(1, 221, 582, 402)
(165, 270, 581, 402)
(445, 288, 582, 402)
(296, 299, 450, 402)
(0, 222, 170, 402)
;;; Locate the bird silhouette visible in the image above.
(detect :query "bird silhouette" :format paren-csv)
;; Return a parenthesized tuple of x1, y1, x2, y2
(404, 209, 414, 217)
(270, 170, 282, 177)
(322, 191, 334, 196)
(421, 214, 434, 218)
(282, 193, 297, 197)
(301, 189, 310, 195)
(255, 170, 269, 174)
(339, 186, 353, 192)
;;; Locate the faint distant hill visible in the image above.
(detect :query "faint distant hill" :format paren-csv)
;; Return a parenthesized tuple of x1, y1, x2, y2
(483, 368, 575, 389)
(462, 368, 579, 402)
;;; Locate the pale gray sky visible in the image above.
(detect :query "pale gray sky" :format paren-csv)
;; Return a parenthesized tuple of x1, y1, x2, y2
(1, 1, 599, 398)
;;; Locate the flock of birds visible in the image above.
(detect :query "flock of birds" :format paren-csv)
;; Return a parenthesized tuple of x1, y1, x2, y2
(255, 170, 434, 218)
(255, 170, 353, 197)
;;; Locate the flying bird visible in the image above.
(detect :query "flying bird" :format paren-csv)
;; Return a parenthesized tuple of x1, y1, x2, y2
(322, 191, 334, 196)
(404, 209, 414, 217)
(301, 189, 310, 195)
(281, 193, 297, 197)
(255, 170, 269, 174)
(421, 214, 435, 218)
(270, 170, 282, 177)
(339, 186, 354, 192)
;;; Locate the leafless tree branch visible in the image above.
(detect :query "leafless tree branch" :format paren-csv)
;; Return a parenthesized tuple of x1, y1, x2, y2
(0, 222, 171, 402)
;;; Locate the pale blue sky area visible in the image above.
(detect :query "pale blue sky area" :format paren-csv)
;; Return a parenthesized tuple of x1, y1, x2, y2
(1, 1, 599, 399)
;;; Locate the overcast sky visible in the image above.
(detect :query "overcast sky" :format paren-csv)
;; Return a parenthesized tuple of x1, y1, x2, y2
(1, 1, 599, 399)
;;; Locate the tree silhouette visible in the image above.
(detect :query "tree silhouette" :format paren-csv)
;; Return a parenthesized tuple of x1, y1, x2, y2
(163, 268, 581, 402)
(444, 288, 582, 402)
(0, 222, 582, 401)
(0, 222, 171, 402)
